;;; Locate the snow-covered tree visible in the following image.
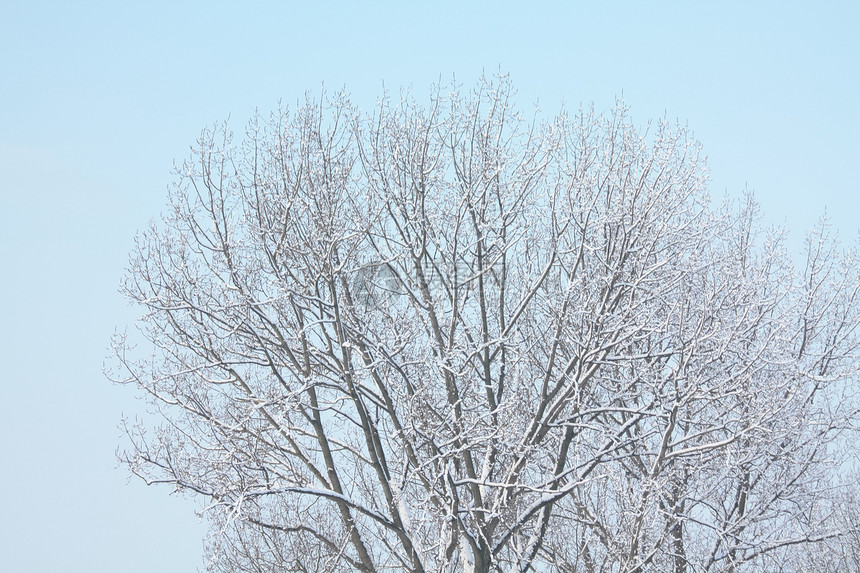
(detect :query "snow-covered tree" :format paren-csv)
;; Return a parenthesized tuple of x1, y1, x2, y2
(111, 76, 860, 572)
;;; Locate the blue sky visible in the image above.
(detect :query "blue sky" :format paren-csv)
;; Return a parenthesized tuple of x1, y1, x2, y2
(1, 2, 857, 571)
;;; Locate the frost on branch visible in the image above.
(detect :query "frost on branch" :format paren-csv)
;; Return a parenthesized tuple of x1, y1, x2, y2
(110, 76, 860, 572)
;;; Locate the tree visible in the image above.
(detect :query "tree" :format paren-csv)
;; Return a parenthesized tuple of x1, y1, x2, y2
(111, 76, 860, 572)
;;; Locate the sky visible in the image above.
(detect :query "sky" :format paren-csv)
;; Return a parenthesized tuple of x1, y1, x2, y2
(0, 1, 858, 571)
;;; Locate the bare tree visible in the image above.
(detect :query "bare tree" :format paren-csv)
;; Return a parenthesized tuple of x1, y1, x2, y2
(111, 76, 860, 572)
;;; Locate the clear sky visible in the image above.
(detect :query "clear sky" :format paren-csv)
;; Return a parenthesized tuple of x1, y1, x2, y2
(1, 1, 857, 571)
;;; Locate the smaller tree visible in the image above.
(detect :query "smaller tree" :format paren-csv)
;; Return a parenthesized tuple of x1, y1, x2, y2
(112, 76, 860, 572)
